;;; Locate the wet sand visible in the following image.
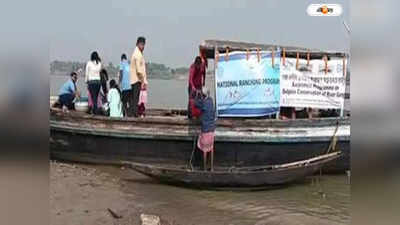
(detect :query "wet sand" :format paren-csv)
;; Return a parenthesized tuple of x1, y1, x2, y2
(50, 161, 350, 225)
(50, 161, 174, 225)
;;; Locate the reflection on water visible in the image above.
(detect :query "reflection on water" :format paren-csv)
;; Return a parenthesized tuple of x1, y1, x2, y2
(102, 165, 350, 225)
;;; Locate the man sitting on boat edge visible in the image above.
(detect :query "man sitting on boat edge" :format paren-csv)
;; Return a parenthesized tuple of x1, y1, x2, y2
(195, 87, 216, 171)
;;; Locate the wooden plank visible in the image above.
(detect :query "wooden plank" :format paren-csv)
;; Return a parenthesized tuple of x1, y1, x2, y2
(50, 108, 350, 128)
(237, 152, 341, 171)
(51, 120, 350, 143)
(271, 152, 341, 169)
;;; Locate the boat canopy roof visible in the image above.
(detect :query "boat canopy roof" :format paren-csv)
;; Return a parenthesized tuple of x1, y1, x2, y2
(199, 39, 347, 59)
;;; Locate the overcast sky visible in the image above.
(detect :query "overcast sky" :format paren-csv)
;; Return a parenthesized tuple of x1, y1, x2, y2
(47, 0, 349, 67)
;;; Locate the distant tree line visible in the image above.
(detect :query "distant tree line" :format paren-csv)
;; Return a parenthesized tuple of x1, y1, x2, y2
(50, 60, 208, 80)
(50, 61, 85, 75)
(50, 61, 120, 79)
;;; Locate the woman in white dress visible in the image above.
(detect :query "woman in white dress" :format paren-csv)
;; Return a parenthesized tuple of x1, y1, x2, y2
(107, 79, 123, 118)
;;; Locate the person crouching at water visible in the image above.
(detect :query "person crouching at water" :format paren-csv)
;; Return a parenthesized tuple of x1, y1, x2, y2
(85, 51, 102, 114)
(188, 56, 203, 119)
(58, 72, 80, 112)
(195, 87, 216, 171)
(107, 79, 123, 118)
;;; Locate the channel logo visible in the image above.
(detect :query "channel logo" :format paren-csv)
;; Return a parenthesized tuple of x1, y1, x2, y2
(307, 4, 342, 16)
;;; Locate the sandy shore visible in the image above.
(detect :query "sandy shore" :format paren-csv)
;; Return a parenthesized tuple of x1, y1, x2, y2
(50, 161, 172, 225)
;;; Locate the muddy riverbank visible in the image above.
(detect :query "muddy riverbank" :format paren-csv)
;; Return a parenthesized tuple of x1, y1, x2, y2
(50, 161, 350, 225)
(50, 161, 174, 225)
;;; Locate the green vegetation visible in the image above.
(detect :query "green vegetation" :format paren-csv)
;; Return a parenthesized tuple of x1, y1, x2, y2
(146, 62, 174, 79)
(50, 61, 85, 75)
(171, 67, 190, 75)
(50, 60, 199, 80)
(50, 61, 123, 79)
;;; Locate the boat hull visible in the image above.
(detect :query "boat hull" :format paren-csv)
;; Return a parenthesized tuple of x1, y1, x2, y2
(50, 131, 349, 173)
(50, 109, 350, 173)
(124, 152, 341, 188)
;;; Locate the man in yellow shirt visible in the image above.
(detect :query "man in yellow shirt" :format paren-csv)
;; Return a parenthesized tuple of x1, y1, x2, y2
(129, 37, 148, 117)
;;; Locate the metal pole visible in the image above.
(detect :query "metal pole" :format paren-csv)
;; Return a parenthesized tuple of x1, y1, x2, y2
(214, 46, 218, 118)
(341, 18, 350, 118)
(342, 20, 351, 35)
(276, 47, 280, 120)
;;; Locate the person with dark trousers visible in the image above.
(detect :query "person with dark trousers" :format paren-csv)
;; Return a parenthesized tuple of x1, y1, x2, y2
(195, 87, 216, 171)
(85, 51, 102, 114)
(100, 68, 109, 98)
(129, 37, 147, 117)
(119, 53, 131, 116)
(58, 72, 80, 112)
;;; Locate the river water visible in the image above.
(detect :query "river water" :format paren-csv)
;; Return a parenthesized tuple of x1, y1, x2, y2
(50, 75, 200, 109)
(50, 75, 350, 225)
(106, 165, 350, 225)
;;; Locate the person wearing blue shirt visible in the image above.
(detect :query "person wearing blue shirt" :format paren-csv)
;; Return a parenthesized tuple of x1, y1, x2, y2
(119, 54, 131, 116)
(195, 87, 216, 133)
(59, 72, 80, 110)
(195, 87, 216, 171)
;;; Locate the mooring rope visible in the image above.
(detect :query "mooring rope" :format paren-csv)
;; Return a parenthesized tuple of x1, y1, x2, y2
(316, 119, 342, 196)
(189, 135, 197, 171)
(326, 120, 340, 154)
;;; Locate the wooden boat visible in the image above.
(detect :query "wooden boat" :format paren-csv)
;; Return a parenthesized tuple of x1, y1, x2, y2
(124, 152, 342, 188)
(50, 107, 350, 173)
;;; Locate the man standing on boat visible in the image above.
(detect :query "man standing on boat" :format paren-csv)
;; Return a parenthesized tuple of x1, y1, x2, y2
(195, 87, 216, 171)
(119, 54, 131, 116)
(58, 72, 80, 112)
(188, 56, 204, 119)
(129, 37, 148, 117)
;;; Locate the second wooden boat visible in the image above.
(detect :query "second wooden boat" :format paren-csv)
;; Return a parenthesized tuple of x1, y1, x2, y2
(124, 151, 341, 188)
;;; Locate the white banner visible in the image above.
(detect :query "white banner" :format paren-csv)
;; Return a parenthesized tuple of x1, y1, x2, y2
(280, 58, 346, 109)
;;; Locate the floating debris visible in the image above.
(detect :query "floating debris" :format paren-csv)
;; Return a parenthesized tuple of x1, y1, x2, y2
(141, 214, 161, 225)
